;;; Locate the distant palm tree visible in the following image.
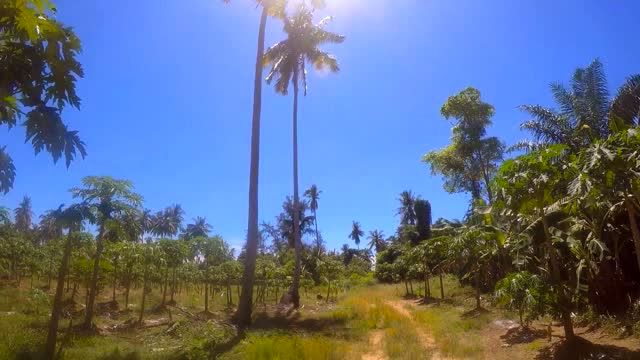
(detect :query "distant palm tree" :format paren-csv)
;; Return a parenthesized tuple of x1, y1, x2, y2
(264, 4, 344, 308)
(304, 184, 322, 252)
(397, 191, 416, 225)
(14, 195, 33, 233)
(152, 205, 184, 239)
(349, 221, 364, 248)
(183, 216, 212, 240)
(367, 230, 386, 253)
(138, 208, 154, 243)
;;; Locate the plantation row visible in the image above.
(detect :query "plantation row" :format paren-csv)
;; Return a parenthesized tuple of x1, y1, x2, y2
(0, 178, 380, 356)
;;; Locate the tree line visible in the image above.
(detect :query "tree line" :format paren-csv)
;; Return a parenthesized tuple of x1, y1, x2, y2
(375, 60, 640, 344)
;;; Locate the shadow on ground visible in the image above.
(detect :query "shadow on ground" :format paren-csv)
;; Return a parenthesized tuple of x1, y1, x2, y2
(535, 337, 640, 360)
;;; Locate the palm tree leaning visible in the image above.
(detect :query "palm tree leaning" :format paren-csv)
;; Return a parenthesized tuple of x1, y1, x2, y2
(349, 221, 364, 249)
(264, 4, 344, 308)
(224, 0, 286, 329)
(304, 184, 322, 252)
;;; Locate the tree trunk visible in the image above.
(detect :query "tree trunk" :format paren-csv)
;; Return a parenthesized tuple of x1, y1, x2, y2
(83, 224, 106, 329)
(236, 5, 268, 330)
(475, 271, 481, 309)
(138, 264, 149, 325)
(171, 268, 176, 302)
(326, 282, 330, 303)
(125, 279, 130, 310)
(112, 259, 118, 303)
(161, 267, 168, 306)
(204, 282, 209, 313)
(439, 272, 445, 300)
(625, 200, 640, 273)
(285, 67, 302, 309)
(541, 208, 575, 342)
(44, 232, 74, 359)
(314, 209, 320, 253)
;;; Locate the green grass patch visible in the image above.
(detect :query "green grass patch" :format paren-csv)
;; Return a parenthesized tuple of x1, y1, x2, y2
(222, 334, 350, 360)
(414, 305, 490, 358)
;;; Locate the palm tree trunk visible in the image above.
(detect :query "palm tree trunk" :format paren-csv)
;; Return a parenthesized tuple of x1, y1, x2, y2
(161, 267, 168, 306)
(439, 272, 444, 300)
(285, 68, 302, 308)
(625, 199, 640, 273)
(44, 232, 74, 359)
(314, 209, 320, 253)
(84, 224, 105, 329)
(236, 5, 268, 330)
(540, 208, 575, 342)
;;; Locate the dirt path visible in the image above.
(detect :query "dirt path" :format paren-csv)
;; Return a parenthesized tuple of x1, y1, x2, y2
(361, 330, 386, 360)
(384, 300, 443, 360)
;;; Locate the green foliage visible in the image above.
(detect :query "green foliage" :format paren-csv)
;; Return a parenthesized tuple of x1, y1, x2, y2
(423, 87, 504, 202)
(494, 271, 546, 326)
(0, 0, 86, 193)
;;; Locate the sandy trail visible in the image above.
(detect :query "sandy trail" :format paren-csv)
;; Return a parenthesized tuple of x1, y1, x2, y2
(384, 300, 444, 360)
(361, 330, 386, 360)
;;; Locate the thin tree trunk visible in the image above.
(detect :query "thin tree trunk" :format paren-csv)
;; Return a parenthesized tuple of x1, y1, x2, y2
(439, 272, 445, 300)
(625, 200, 640, 273)
(138, 264, 149, 325)
(112, 259, 118, 303)
(171, 268, 176, 302)
(161, 267, 168, 306)
(44, 232, 74, 359)
(475, 271, 481, 309)
(125, 279, 130, 310)
(326, 282, 330, 303)
(84, 224, 106, 329)
(314, 209, 320, 253)
(204, 282, 209, 313)
(541, 208, 575, 341)
(285, 67, 302, 308)
(236, 5, 268, 330)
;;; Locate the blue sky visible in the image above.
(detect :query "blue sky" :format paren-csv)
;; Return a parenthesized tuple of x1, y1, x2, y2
(2, 0, 639, 252)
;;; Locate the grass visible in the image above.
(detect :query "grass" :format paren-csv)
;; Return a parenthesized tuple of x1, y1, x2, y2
(413, 305, 489, 358)
(222, 334, 350, 360)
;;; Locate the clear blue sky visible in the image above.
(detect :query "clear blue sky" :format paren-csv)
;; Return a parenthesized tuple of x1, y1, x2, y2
(2, 0, 639, 252)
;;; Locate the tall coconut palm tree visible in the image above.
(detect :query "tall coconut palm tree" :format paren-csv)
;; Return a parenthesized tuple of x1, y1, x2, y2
(222, 0, 286, 328)
(367, 230, 386, 253)
(71, 176, 142, 330)
(304, 184, 322, 252)
(397, 191, 416, 225)
(14, 195, 33, 234)
(263, 3, 344, 308)
(349, 221, 364, 248)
